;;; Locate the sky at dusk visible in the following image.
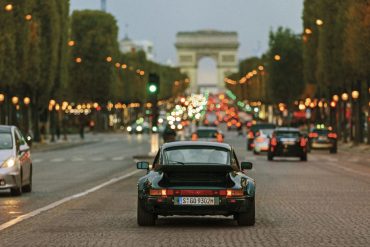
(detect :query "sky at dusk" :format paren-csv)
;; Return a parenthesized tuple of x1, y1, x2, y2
(70, 0, 304, 84)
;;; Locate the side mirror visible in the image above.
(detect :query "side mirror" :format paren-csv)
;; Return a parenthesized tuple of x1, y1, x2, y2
(26, 135, 33, 146)
(19, 144, 29, 153)
(137, 161, 149, 170)
(241, 161, 253, 170)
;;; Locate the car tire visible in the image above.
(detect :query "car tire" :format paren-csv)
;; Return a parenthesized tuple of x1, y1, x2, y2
(236, 198, 255, 226)
(268, 153, 273, 161)
(300, 153, 307, 161)
(22, 166, 32, 193)
(137, 198, 156, 226)
(10, 173, 22, 196)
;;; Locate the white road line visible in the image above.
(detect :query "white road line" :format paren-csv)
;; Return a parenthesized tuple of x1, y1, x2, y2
(0, 169, 140, 231)
(71, 157, 84, 162)
(112, 156, 125, 161)
(50, 158, 65, 162)
(32, 159, 43, 163)
(90, 157, 104, 162)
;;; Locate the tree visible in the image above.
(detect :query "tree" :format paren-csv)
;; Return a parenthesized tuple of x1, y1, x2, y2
(266, 27, 304, 104)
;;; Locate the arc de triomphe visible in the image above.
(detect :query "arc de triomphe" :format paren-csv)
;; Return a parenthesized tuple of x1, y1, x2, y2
(175, 30, 239, 93)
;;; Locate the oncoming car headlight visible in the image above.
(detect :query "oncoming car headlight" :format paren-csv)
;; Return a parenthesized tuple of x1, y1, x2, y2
(1, 157, 16, 168)
(127, 126, 132, 132)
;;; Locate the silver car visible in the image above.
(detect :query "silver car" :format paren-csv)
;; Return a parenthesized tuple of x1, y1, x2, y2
(0, 125, 32, 196)
(253, 129, 274, 154)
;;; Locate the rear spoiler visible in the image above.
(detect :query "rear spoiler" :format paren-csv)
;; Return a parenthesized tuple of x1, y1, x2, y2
(158, 164, 234, 173)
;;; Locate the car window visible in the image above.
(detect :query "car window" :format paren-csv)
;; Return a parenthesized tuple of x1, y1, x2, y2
(276, 131, 300, 138)
(197, 129, 217, 138)
(232, 150, 240, 170)
(0, 132, 13, 149)
(163, 147, 229, 165)
(15, 129, 26, 145)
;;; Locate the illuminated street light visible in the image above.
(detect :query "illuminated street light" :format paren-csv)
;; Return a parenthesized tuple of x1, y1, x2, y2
(332, 95, 339, 102)
(4, 4, 13, 12)
(23, 97, 31, 105)
(75, 57, 82, 63)
(11, 96, 19, 105)
(304, 28, 312, 35)
(25, 14, 32, 21)
(121, 64, 127, 69)
(49, 99, 56, 106)
(0, 94, 4, 102)
(115, 63, 121, 68)
(106, 56, 112, 62)
(316, 19, 324, 26)
(341, 93, 349, 101)
(68, 40, 75, 47)
(274, 55, 281, 61)
(351, 90, 359, 99)
(258, 65, 264, 71)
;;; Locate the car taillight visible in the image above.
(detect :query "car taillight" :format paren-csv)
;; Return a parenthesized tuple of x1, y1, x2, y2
(248, 131, 254, 139)
(227, 122, 232, 127)
(236, 122, 241, 127)
(300, 138, 307, 147)
(328, 133, 337, 139)
(216, 133, 223, 143)
(191, 133, 198, 141)
(150, 189, 173, 196)
(271, 137, 277, 146)
(309, 132, 318, 138)
(224, 189, 244, 197)
(204, 120, 209, 125)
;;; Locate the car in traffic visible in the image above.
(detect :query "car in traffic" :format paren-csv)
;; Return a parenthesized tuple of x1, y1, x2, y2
(191, 126, 224, 142)
(308, 128, 337, 153)
(0, 125, 33, 196)
(247, 123, 276, 150)
(252, 129, 274, 154)
(226, 117, 242, 131)
(268, 127, 308, 161)
(136, 141, 256, 226)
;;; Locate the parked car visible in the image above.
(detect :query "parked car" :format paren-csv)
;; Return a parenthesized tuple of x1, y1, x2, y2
(253, 129, 274, 154)
(247, 123, 276, 150)
(308, 128, 337, 153)
(268, 127, 308, 161)
(191, 126, 224, 143)
(0, 125, 33, 196)
(136, 141, 255, 226)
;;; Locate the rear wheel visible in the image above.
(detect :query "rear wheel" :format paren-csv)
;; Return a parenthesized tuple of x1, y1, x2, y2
(236, 198, 255, 226)
(137, 198, 156, 226)
(300, 153, 307, 161)
(267, 152, 273, 161)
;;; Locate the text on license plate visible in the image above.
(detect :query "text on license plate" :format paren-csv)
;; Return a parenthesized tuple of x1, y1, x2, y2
(176, 197, 217, 205)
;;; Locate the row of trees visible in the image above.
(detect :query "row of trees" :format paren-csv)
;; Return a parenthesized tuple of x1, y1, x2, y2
(0, 3, 187, 141)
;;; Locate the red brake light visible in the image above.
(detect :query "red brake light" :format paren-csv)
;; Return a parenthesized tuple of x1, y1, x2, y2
(191, 133, 198, 141)
(248, 131, 254, 139)
(328, 133, 337, 139)
(271, 137, 277, 146)
(226, 189, 244, 197)
(300, 138, 307, 147)
(255, 137, 264, 143)
(309, 132, 318, 138)
(150, 189, 173, 196)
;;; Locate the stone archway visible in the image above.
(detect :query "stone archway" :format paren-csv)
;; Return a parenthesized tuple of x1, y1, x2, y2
(175, 30, 239, 93)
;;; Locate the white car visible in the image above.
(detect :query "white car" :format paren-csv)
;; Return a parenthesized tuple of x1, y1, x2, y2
(253, 129, 274, 154)
(0, 125, 32, 196)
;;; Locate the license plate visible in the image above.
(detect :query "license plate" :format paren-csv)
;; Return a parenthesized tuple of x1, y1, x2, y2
(175, 197, 217, 206)
(318, 136, 327, 141)
(283, 142, 295, 145)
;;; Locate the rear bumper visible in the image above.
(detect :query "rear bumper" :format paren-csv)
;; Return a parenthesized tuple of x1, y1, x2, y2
(311, 142, 334, 149)
(270, 145, 305, 157)
(143, 196, 253, 216)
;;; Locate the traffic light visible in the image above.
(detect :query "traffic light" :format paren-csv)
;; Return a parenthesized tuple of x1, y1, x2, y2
(148, 73, 160, 95)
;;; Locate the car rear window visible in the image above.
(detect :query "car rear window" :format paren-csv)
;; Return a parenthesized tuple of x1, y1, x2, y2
(275, 131, 300, 138)
(0, 132, 13, 149)
(313, 129, 329, 135)
(251, 124, 276, 133)
(163, 147, 229, 165)
(197, 129, 218, 138)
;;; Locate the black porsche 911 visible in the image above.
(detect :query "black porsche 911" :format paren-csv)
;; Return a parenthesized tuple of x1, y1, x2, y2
(267, 127, 308, 161)
(136, 141, 256, 226)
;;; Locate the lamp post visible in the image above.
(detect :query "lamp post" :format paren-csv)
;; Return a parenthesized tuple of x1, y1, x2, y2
(0, 93, 4, 124)
(352, 89, 360, 144)
(11, 96, 19, 126)
(23, 97, 31, 134)
(341, 93, 349, 143)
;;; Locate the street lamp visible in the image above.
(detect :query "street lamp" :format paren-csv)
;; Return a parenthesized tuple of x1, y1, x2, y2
(25, 14, 32, 21)
(24, 97, 31, 105)
(274, 55, 281, 61)
(332, 95, 339, 102)
(75, 57, 82, 63)
(4, 4, 13, 12)
(316, 19, 324, 26)
(351, 90, 359, 100)
(0, 94, 4, 103)
(341, 93, 349, 101)
(68, 40, 75, 47)
(11, 96, 19, 105)
(304, 28, 312, 35)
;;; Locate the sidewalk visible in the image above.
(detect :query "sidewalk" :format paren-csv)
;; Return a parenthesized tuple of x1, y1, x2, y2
(31, 133, 100, 152)
(338, 141, 370, 154)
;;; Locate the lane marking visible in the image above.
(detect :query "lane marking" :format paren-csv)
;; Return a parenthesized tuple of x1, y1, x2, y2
(112, 156, 125, 161)
(32, 159, 43, 163)
(0, 169, 141, 231)
(90, 157, 104, 162)
(71, 157, 84, 162)
(50, 158, 65, 163)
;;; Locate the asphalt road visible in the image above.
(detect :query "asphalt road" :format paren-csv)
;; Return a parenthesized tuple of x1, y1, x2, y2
(0, 131, 369, 246)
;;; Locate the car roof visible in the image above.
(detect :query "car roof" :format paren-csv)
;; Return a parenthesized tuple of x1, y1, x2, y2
(275, 127, 300, 132)
(162, 141, 231, 150)
(0, 125, 14, 133)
